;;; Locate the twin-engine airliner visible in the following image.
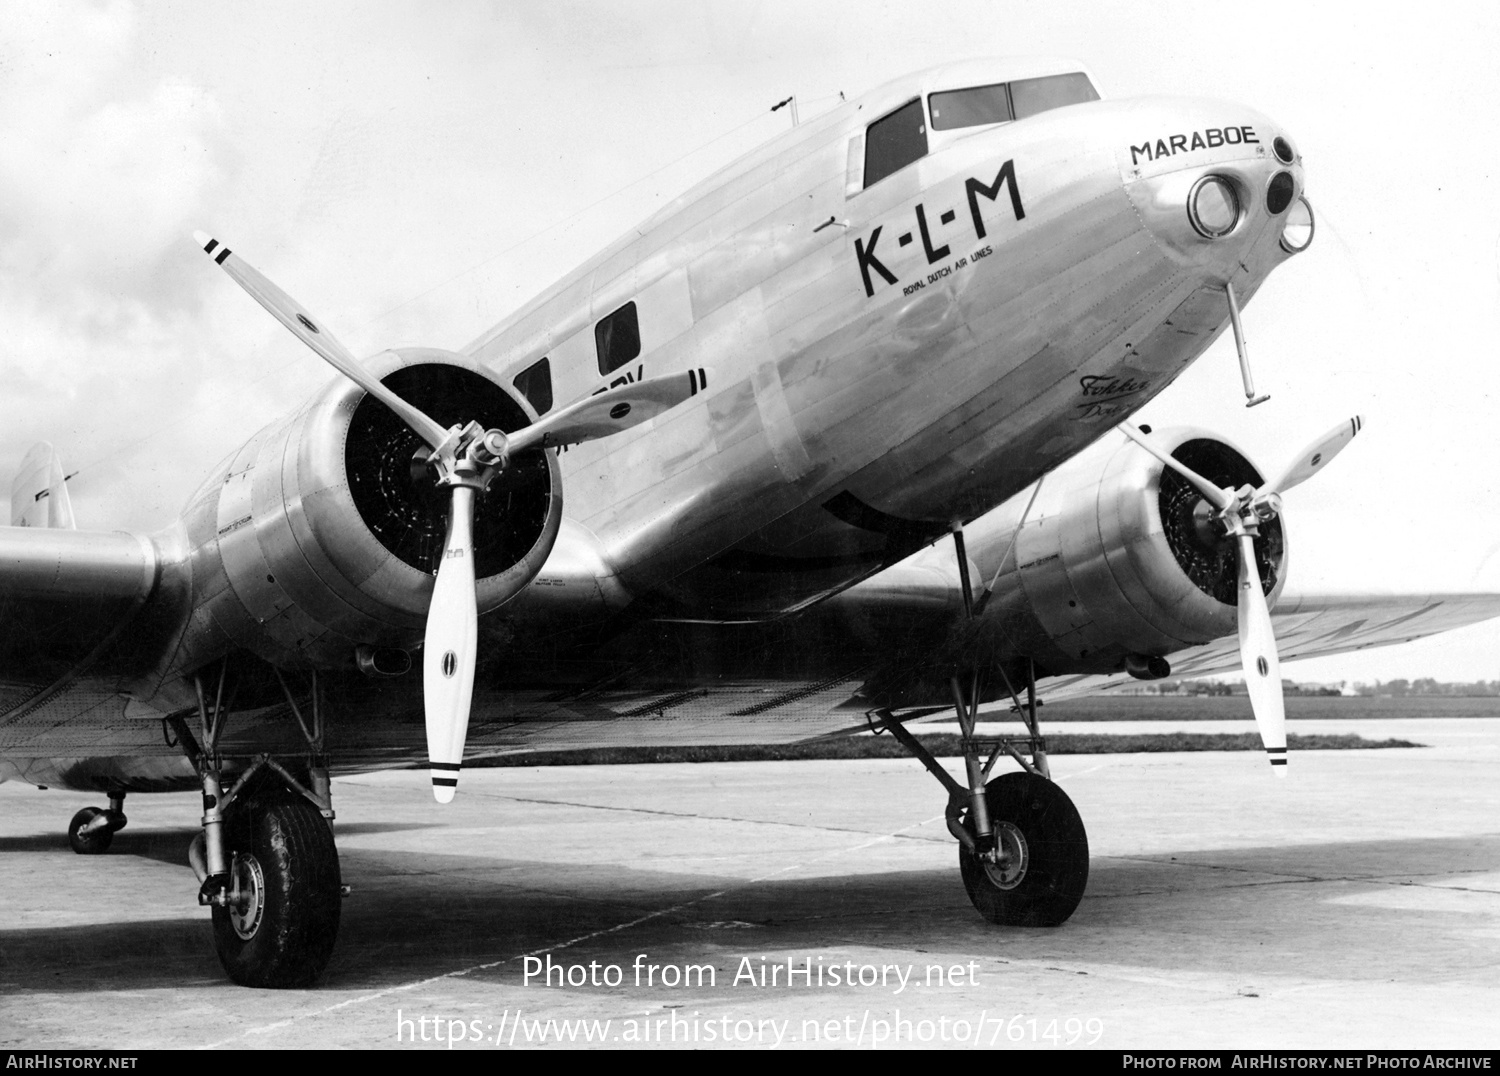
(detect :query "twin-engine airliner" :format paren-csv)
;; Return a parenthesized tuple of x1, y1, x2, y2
(4, 57, 1493, 988)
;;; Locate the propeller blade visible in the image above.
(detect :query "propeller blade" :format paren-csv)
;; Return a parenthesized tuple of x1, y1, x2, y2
(1119, 422, 1235, 512)
(193, 231, 454, 452)
(1262, 415, 1364, 496)
(1235, 532, 1287, 776)
(423, 485, 479, 803)
(504, 371, 706, 456)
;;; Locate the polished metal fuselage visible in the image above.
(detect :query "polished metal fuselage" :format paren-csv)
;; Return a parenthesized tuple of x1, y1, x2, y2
(471, 61, 1303, 623)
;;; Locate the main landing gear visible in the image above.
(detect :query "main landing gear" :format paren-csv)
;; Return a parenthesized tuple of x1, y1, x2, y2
(879, 668, 1089, 927)
(875, 524, 1089, 926)
(170, 661, 344, 988)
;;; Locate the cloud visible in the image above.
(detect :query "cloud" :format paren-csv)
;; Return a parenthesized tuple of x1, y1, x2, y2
(0, 1, 229, 304)
(0, 0, 236, 527)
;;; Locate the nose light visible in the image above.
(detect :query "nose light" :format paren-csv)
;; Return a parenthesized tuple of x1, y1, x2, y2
(1187, 175, 1240, 239)
(1273, 136, 1295, 164)
(1266, 172, 1295, 215)
(1280, 196, 1315, 253)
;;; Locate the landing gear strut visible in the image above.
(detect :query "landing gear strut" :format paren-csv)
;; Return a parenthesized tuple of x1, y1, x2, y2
(877, 523, 1089, 926)
(172, 661, 344, 988)
(879, 674, 1089, 927)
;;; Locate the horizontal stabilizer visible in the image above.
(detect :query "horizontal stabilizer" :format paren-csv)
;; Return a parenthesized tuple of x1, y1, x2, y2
(11, 443, 76, 530)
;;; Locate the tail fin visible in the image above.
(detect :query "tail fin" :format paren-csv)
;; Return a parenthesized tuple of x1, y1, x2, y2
(10, 443, 76, 529)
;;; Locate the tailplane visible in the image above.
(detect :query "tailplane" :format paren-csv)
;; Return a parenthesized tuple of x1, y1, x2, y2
(10, 443, 76, 529)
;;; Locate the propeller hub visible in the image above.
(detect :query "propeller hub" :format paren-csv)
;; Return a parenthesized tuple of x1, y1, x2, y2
(1155, 437, 1283, 607)
(476, 429, 509, 465)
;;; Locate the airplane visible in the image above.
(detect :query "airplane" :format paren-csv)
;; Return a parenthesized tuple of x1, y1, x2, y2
(5, 56, 1498, 989)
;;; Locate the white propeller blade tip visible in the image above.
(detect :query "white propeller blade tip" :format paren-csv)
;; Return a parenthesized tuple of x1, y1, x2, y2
(192, 229, 213, 248)
(430, 764, 460, 803)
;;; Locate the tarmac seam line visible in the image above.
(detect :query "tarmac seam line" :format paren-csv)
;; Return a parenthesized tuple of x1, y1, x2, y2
(380, 787, 951, 842)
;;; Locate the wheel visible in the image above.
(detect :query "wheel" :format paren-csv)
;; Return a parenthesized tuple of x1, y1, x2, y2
(211, 797, 342, 988)
(959, 770, 1089, 927)
(68, 807, 113, 854)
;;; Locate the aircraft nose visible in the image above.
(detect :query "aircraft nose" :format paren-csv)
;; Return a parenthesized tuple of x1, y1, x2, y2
(1117, 100, 1311, 271)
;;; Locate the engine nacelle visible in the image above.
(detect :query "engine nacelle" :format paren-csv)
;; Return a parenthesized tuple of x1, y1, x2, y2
(178, 348, 562, 670)
(983, 428, 1286, 676)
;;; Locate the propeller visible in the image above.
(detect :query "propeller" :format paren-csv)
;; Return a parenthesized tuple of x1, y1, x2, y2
(193, 233, 454, 453)
(424, 484, 477, 803)
(196, 232, 704, 801)
(1260, 415, 1363, 502)
(1120, 416, 1365, 774)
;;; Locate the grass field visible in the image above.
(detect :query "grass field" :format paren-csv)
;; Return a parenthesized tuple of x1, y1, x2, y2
(1035, 694, 1500, 721)
(469, 732, 1422, 768)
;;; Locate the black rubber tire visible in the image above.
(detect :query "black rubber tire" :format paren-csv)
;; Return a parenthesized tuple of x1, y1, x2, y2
(959, 771, 1089, 927)
(211, 797, 341, 988)
(68, 807, 113, 855)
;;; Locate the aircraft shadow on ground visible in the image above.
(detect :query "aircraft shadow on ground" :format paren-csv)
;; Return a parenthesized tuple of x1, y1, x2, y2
(0, 820, 443, 866)
(0, 827, 199, 864)
(1, 834, 1495, 994)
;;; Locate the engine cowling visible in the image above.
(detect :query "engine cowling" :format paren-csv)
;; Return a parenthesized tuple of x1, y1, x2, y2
(180, 347, 562, 669)
(984, 427, 1286, 676)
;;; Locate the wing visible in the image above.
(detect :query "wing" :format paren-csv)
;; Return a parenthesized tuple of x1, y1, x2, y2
(1029, 590, 1500, 704)
(0, 527, 160, 713)
(0, 651, 885, 791)
(8, 549, 1500, 790)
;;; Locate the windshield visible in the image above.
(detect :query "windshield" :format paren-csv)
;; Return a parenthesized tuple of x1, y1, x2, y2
(927, 72, 1098, 132)
(930, 83, 1012, 131)
(1010, 72, 1099, 118)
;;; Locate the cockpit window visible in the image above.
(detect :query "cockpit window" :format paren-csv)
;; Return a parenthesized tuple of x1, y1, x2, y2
(864, 98, 927, 188)
(1009, 72, 1099, 119)
(929, 82, 1013, 131)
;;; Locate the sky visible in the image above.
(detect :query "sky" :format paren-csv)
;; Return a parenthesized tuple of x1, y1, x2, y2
(2, 0, 1498, 684)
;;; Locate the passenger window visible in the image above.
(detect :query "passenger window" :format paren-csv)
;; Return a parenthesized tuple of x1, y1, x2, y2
(512, 356, 553, 415)
(864, 98, 927, 188)
(1009, 73, 1099, 119)
(929, 82, 1013, 131)
(595, 302, 641, 375)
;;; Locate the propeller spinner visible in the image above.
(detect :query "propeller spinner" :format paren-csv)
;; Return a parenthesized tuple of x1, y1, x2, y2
(195, 232, 704, 801)
(1120, 416, 1364, 775)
